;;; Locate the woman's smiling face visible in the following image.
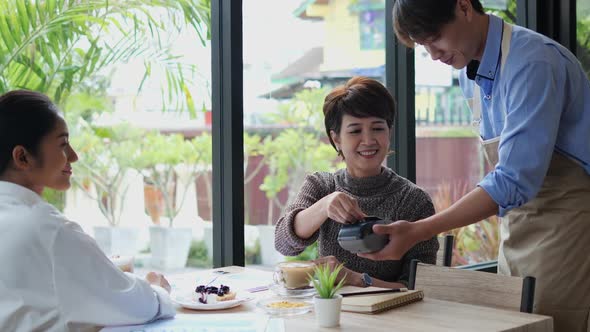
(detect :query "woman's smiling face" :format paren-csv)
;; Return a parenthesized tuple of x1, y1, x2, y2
(27, 117, 78, 194)
(331, 114, 390, 178)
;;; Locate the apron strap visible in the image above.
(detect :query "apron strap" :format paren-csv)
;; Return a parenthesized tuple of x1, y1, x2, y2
(500, 22, 512, 73)
(471, 21, 513, 129)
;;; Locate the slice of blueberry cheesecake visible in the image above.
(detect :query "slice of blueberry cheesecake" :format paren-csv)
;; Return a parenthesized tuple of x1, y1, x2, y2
(193, 284, 236, 304)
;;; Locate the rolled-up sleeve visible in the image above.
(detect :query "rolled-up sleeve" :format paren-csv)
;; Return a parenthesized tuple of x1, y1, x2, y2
(479, 60, 562, 216)
(51, 222, 175, 329)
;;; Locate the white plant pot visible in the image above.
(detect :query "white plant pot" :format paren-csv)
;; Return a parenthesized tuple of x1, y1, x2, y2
(313, 294, 343, 328)
(93, 226, 139, 257)
(149, 226, 192, 270)
(257, 225, 284, 266)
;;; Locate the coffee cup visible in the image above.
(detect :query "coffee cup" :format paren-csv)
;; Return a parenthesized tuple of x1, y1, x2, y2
(273, 261, 316, 289)
(110, 255, 134, 273)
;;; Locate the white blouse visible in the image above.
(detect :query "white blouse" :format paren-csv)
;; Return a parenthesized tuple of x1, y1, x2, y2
(0, 181, 175, 331)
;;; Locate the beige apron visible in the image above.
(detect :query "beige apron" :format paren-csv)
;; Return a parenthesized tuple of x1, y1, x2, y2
(471, 22, 590, 332)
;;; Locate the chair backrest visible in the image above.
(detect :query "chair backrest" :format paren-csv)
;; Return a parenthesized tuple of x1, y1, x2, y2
(408, 260, 535, 313)
(436, 234, 454, 267)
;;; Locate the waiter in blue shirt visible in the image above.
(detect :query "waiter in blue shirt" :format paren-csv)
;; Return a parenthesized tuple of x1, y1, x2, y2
(360, 1, 590, 331)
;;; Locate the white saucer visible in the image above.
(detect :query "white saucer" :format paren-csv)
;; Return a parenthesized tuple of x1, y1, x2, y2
(269, 283, 316, 298)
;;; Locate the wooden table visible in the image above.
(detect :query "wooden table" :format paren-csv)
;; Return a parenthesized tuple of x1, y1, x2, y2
(171, 266, 553, 332)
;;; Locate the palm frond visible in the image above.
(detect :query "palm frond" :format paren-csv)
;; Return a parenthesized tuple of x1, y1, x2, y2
(0, 0, 210, 110)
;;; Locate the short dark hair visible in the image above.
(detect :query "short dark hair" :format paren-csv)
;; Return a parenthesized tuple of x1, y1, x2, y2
(393, 0, 485, 47)
(0, 90, 60, 174)
(323, 76, 396, 151)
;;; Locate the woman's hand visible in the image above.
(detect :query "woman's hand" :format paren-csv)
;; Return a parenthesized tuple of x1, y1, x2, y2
(313, 256, 361, 287)
(291, 191, 366, 240)
(145, 272, 172, 293)
(322, 192, 367, 224)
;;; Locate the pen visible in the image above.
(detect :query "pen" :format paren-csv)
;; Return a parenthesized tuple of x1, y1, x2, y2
(340, 287, 408, 297)
(246, 285, 270, 293)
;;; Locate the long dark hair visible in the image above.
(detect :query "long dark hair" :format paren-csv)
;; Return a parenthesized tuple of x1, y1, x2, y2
(0, 90, 60, 174)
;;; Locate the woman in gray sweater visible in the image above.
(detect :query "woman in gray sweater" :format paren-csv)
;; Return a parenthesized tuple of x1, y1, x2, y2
(274, 76, 438, 289)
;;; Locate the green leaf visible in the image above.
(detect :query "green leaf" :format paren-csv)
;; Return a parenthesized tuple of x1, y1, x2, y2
(311, 263, 346, 299)
(16, 0, 29, 34)
(0, 14, 15, 50)
(183, 84, 196, 118)
(7, 6, 23, 46)
(47, 0, 56, 18)
(25, 0, 37, 30)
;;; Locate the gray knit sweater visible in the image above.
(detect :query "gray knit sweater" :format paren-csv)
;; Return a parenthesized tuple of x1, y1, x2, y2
(274, 167, 438, 284)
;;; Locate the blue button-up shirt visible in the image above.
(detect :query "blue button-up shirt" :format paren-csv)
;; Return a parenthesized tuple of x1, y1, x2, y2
(459, 14, 590, 216)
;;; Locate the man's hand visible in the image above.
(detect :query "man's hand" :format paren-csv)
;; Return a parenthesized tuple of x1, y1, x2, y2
(358, 220, 426, 261)
(145, 272, 172, 293)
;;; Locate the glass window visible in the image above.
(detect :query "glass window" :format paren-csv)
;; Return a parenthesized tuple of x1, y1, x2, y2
(0, 1, 213, 273)
(358, 9, 386, 50)
(414, 1, 516, 266)
(578, 0, 590, 79)
(243, 0, 385, 268)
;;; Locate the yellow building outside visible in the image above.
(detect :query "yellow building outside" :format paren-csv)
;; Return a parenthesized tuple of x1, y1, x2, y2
(296, 0, 384, 73)
(294, 0, 470, 131)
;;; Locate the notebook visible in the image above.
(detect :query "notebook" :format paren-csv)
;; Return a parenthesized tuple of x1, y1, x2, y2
(339, 288, 424, 314)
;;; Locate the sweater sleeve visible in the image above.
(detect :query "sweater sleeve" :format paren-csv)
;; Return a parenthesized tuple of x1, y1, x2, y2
(396, 189, 439, 284)
(274, 172, 332, 256)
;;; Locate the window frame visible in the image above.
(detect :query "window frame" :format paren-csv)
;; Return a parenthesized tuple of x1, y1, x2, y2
(210, 0, 578, 266)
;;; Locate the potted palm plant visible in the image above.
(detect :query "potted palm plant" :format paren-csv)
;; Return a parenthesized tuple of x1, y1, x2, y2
(311, 263, 346, 328)
(71, 124, 143, 257)
(133, 132, 204, 270)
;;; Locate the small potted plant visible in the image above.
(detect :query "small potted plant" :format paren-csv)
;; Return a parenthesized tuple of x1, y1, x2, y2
(311, 263, 346, 328)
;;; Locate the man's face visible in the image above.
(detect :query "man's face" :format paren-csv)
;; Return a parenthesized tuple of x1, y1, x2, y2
(416, 2, 478, 69)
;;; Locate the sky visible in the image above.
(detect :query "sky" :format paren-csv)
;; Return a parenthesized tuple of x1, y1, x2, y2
(242, 0, 323, 67)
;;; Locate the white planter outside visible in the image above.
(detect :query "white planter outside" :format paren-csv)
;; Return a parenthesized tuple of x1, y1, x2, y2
(203, 222, 213, 260)
(257, 225, 284, 266)
(313, 294, 343, 328)
(149, 226, 192, 270)
(93, 226, 139, 257)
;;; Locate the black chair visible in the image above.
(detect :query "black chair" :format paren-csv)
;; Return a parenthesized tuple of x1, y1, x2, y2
(457, 260, 498, 273)
(436, 234, 454, 267)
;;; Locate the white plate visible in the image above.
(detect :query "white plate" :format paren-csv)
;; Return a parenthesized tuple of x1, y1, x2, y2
(173, 292, 254, 310)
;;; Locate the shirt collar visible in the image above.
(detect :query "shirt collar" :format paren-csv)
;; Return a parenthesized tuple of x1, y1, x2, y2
(476, 14, 503, 80)
(0, 181, 43, 206)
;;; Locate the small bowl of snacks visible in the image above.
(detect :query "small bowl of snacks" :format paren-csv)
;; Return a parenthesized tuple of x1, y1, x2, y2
(256, 297, 313, 317)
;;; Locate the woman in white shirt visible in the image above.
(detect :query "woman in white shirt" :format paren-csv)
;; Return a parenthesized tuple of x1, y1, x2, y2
(0, 90, 176, 331)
